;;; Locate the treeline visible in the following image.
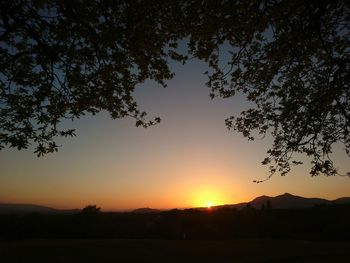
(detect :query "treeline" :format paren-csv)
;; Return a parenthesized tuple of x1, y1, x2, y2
(1, 204, 350, 241)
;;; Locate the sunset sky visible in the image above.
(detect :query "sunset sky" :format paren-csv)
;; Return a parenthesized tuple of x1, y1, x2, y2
(1, 55, 349, 211)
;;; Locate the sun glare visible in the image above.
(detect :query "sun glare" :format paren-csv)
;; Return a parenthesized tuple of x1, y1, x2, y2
(192, 189, 225, 208)
(206, 201, 214, 208)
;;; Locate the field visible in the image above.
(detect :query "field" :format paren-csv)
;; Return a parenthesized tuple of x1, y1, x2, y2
(1, 239, 350, 262)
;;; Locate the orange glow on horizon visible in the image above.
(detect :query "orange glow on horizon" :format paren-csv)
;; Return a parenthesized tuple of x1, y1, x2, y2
(206, 201, 213, 208)
(191, 188, 227, 208)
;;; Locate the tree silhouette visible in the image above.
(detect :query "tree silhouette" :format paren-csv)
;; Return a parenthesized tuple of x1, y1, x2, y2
(1, 1, 349, 177)
(81, 205, 101, 215)
(203, 0, 350, 179)
(0, 1, 181, 155)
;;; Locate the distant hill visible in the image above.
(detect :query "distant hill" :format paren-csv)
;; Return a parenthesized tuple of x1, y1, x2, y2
(334, 197, 350, 204)
(0, 203, 80, 214)
(220, 193, 349, 210)
(2, 193, 350, 214)
(132, 208, 161, 213)
(249, 193, 331, 209)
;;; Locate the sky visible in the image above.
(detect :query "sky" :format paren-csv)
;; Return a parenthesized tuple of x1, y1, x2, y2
(1, 55, 350, 211)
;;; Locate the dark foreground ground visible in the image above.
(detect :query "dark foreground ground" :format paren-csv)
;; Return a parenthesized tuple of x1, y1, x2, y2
(1, 239, 350, 263)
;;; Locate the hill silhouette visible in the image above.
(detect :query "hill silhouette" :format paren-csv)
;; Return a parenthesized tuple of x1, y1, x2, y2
(249, 193, 331, 209)
(0, 203, 80, 214)
(334, 197, 350, 204)
(1, 193, 350, 214)
(215, 193, 348, 210)
(1, 194, 350, 241)
(132, 208, 161, 213)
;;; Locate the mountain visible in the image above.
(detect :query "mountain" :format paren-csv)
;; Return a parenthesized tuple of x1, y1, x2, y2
(2, 193, 350, 214)
(220, 193, 349, 210)
(249, 193, 331, 209)
(335, 197, 350, 204)
(0, 203, 80, 214)
(132, 207, 161, 213)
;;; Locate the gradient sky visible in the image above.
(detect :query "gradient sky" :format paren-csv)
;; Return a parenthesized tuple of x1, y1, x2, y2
(1, 55, 350, 211)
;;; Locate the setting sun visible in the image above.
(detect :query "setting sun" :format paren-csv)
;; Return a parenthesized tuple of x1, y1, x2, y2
(206, 201, 214, 208)
(191, 188, 227, 208)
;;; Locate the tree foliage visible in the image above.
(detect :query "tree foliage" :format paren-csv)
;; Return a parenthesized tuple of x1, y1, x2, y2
(193, 0, 350, 179)
(0, 0, 184, 155)
(81, 205, 101, 215)
(1, 0, 349, 178)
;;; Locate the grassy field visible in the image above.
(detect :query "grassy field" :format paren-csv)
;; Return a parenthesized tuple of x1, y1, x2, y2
(1, 239, 350, 262)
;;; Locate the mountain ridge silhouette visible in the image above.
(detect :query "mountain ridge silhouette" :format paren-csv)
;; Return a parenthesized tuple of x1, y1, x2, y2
(0, 203, 80, 214)
(1, 193, 349, 214)
(213, 193, 350, 210)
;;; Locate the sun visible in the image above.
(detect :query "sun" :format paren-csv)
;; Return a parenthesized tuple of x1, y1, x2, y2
(192, 190, 221, 208)
(206, 201, 214, 209)
(191, 189, 223, 208)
